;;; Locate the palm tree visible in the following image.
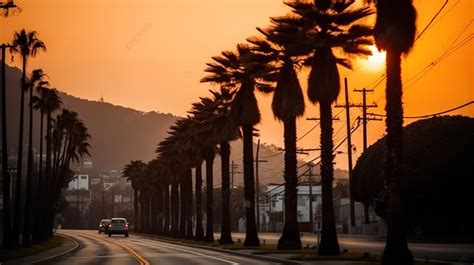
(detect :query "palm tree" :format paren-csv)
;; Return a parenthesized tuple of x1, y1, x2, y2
(156, 118, 201, 239)
(1, 43, 13, 249)
(40, 88, 61, 240)
(248, 20, 306, 249)
(49, 109, 91, 236)
(10, 29, 46, 246)
(189, 87, 240, 244)
(122, 160, 147, 231)
(366, 0, 417, 263)
(201, 44, 272, 247)
(22, 69, 47, 246)
(285, 0, 373, 255)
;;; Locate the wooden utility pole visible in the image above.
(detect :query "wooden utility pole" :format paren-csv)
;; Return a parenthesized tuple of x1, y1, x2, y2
(353, 88, 380, 224)
(301, 164, 320, 232)
(336, 78, 357, 227)
(255, 139, 268, 232)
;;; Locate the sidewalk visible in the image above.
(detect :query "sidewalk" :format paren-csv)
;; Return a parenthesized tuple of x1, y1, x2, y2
(2, 233, 79, 265)
(138, 233, 384, 265)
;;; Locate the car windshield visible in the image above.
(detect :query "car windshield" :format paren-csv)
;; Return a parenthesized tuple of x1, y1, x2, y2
(100, 220, 110, 224)
(111, 219, 126, 224)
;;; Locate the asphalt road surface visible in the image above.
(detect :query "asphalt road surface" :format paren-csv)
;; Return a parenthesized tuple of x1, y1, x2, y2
(48, 230, 282, 265)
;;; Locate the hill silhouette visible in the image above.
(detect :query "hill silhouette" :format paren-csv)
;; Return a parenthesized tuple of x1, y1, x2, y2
(2, 64, 347, 184)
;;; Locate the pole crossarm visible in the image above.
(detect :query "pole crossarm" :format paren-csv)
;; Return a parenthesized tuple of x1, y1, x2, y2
(306, 116, 340, 121)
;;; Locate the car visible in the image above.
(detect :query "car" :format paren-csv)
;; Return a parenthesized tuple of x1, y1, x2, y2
(98, 219, 111, 234)
(108, 218, 129, 237)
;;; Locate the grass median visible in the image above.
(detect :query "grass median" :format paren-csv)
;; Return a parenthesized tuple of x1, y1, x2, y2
(0, 235, 64, 262)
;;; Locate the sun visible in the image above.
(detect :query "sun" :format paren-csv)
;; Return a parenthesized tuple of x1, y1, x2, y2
(365, 45, 386, 71)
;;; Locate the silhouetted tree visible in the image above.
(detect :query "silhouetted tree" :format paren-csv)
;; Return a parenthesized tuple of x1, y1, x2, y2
(122, 160, 147, 231)
(248, 19, 306, 249)
(189, 87, 240, 244)
(10, 29, 46, 247)
(285, 0, 373, 255)
(366, 0, 417, 263)
(201, 44, 272, 247)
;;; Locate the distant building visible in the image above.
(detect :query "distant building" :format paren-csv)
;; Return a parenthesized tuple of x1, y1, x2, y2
(258, 183, 322, 233)
(68, 175, 90, 190)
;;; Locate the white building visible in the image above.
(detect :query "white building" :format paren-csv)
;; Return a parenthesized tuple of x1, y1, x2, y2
(258, 183, 323, 232)
(68, 175, 89, 190)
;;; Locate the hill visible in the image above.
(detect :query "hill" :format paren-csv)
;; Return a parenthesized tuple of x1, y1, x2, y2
(2, 64, 347, 184)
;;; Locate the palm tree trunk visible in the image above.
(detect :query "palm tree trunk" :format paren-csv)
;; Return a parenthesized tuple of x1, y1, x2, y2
(23, 84, 34, 247)
(41, 112, 52, 241)
(134, 188, 139, 232)
(178, 178, 187, 238)
(139, 193, 145, 233)
(150, 193, 157, 234)
(194, 162, 204, 241)
(171, 179, 179, 237)
(242, 125, 260, 247)
(33, 111, 44, 242)
(219, 141, 233, 244)
(13, 56, 27, 247)
(381, 50, 413, 265)
(185, 168, 194, 239)
(278, 118, 301, 250)
(318, 100, 340, 255)
(1, 45, 12, 249)
(163, 185, 170, 235)
(204, 152, 215, 243)
(157, 187, 164, 235)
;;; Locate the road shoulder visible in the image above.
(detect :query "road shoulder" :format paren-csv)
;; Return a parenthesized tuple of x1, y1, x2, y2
(1, 232, 79, 265)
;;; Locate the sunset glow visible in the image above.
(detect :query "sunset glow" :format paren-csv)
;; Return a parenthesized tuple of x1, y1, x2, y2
(365, 45, 386, 71)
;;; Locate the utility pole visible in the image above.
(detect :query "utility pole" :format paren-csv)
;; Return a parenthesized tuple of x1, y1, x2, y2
(112, 187, 115, 217)
(102, 189, 105, 218)
(255, 139, 268, 232)
(335, 78, 357, 228)
(354, 88, 380, 225)
(77, 176, 80, 228)
(301, 164, 319, 232)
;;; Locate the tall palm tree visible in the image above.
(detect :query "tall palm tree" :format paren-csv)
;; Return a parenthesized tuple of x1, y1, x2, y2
(201, 44, 272, 247)
(23, 69, 47, 246)
(366, 0, 417, 263)
(49, 109, 91, 236)
(10, 29, 46, 246)
(1, 43, 13, 249)
(40, 88, 61, 241)
(248, 20, 306, 249)
(189, 87, 240, 244)
(285, 0, 373, 255)
(122, 160, 147, 231)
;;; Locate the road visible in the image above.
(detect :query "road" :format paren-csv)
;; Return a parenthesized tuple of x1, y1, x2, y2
(48, 230, 282, 265)
(222, 232, 474, 263)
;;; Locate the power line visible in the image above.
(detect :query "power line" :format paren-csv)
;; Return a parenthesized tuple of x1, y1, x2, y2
(368, 101, 474, 119)
(415, 0, 449, 41)
(363, 1, 461, 97)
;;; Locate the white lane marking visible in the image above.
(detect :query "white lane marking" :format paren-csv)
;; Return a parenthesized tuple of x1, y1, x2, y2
(130, 238, 240, 265)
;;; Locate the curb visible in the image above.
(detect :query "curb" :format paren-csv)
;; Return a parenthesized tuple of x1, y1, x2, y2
(137, 233, 309, 265)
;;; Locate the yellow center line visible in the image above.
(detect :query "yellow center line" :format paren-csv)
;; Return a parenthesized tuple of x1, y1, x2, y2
(71, 231, 150, 265)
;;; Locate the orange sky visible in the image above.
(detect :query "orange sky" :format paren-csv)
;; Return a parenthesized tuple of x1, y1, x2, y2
(2, 0, 473, 170)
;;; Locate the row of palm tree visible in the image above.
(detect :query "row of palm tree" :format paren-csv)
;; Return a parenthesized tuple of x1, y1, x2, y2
(122, 0, 370, 254)
(124, 0, 417, 262)
(2, 29, 91, 249)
